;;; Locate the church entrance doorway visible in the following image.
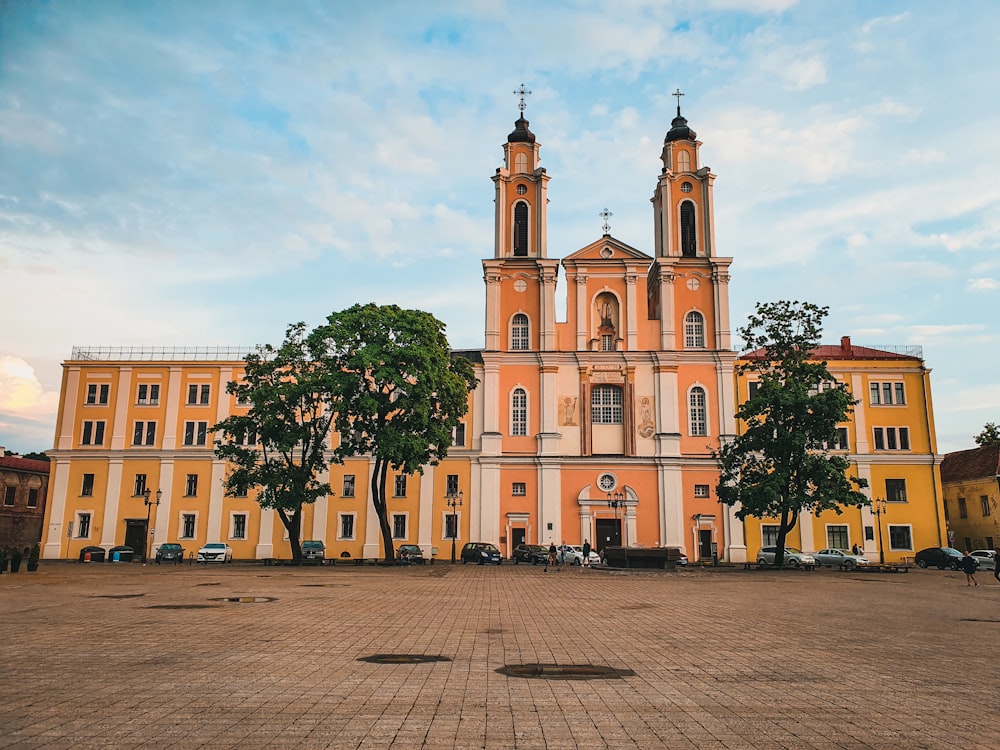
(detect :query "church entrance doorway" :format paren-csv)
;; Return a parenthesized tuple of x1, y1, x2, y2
(699, 529, 713, 561)
(124, 519, 147, 560)
(595, 518, 621, 553)
(511, 528, 525, 548)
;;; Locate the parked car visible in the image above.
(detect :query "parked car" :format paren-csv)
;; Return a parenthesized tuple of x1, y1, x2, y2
(301, 540, 326, 563)
(969, 549, 997, 571)
(196, 542, 233, 563)
(396, 544, 425, 564)
(914, 547, 964, 570)
(756, 546, 816, 569)
(460, 542, 502, 565)
(813, 548, 870, 569)
(674, 550, 689, 567)
(155, 543, 185, 564)
(558, 544, 601, 566)
(512, 544, 549, 565)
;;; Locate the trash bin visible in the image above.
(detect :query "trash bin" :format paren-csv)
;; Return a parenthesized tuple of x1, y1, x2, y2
(108, 545, 134, 563)
(80, 546, 106, 563)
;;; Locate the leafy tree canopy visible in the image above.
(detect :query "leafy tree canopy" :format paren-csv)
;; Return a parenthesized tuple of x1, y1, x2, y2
(318, 303, 478, 562)
(974, 422, 1000, 447)
(212, 322, 341, 561)
(716, 300, 869, 566)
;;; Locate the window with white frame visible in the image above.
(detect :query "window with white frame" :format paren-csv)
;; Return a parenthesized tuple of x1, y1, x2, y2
(823, 427, 849, 451)
(137, 383, 160, 405)
(511, 388, 527, 436)
(694, 484, 710, 498)
(187, 384, 211, 405)
(601, 334, 614, 352)
(872, 427, 909, 451)
(761, 525, 780, 546)
(512, 482, 526, 496)
(888, 524, 912, 550)
(511, 313, 529, 350)
(591, 385, 623, 424)
(180, 514, 196, 539)
(183, 421, 208, 446)
(185, 474, 198, 497)
(688, 387, 707, 436)
(81, 474, 94, 496)
(885, 478, 907, 503)
(133, 474, 147, 497)
(77, 512, 91, 538)
(684, 311, 705, 348)
(339, 513, 356, 540)
(86, 383, 110, 405)
(392, 513, 407, 539)
(81, 420, 105, 445)
(231, 513, 247, 540)
(869, 381, 906, 405)
(133, 421, 156, 446)
(445, 512, 459, 540)
(826, 525, 849, 549)
(446, 474, 459, 497)
(233, 427, 257, 446)
(393, 475, 407, 497)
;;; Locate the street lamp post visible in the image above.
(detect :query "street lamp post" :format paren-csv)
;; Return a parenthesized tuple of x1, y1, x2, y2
(143, 488, 162, 563)
(447, 491, 463, 564)
(607, 491, 628, 569)
(872, 497, 888, 565)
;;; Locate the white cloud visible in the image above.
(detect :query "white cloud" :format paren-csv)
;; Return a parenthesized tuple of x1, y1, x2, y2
(0, 357, 60, 420)
(966, 278, 999, 292)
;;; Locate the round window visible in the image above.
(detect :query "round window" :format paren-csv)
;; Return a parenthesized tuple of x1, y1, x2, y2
(680, 182, 693, 193)
(516, 185, 528, 195)
(597, 473, 617, 492)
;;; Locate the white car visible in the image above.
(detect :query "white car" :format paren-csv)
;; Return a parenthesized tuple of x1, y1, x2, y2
(756, 546, 816, 569)
(969, 549, 996, 571)
(558, 544, 601, 566)
(813, 548, 870, 569)
(197, 542, 233, 563)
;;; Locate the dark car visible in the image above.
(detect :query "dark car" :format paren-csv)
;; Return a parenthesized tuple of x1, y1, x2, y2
(397, 544, 425, 565)
(512, 544, 549, 565)
(301, 540, 326, 564)
(461, 542, 502, 565)
(155, 543, 185, 564)
(914, 546, 965, 570)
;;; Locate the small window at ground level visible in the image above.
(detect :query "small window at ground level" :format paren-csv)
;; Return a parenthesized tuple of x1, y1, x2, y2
(888, 525, 912, 550)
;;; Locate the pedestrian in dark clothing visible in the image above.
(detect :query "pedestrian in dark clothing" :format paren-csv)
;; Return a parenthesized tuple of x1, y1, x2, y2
(545, 542, 557, 571)
(582, 540, 592, 567)
(961, 550, 978, 586)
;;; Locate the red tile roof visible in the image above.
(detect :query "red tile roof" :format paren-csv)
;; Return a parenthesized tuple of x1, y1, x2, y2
(742, 336, 922, 362)
(940, 444, 1000, 483)
(0, 456, 51, 475)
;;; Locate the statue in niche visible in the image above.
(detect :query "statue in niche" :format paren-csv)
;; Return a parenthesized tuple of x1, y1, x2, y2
(637, 397, 655, 438)
(560, 397, 577, 426)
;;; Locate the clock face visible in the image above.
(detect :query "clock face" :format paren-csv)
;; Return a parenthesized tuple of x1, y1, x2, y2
(598, 473, 616, 491)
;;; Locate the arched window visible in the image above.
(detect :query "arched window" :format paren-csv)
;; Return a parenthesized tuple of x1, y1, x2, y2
(680, 200, 696, 257)
(513, 201, 529, 256)
(677, 150, 691, 172)
(592, 385, 623, 424)
(511, 313, 529, 350)
(689, 386, 707, 436)
(685, 311, 705, 348)
(511, 388, 527, 436)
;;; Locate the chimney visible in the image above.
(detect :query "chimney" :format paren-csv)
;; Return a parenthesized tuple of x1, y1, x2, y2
(840, 336, 851, 354)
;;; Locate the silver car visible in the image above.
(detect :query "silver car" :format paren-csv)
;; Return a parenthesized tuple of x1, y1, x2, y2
(756, 546, 816, 569)
(813, 548, 870, 569)
(970, 549, 996, 571)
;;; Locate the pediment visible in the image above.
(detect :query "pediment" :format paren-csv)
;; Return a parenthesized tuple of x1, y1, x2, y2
(562, 235, 652, 265)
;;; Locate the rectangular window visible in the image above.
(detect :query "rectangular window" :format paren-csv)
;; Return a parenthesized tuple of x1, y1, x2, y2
(132, 421, 156, 446)
(181, 514, 196, 539)
(81, 420, 105, 445)
(392, 514, 407, 539)
(870, 381, 905, 405)
(987, 536, 995, 550)
(393, 475, 407, 497)
(689, 388, 707, 436)
(137, 383, 160, 405)
(187, 384, 211, 404)
(761, 525, 780, 546)
(183, 421, 208, 446)
(826, 525, 849, 549)
(886, 479, 907, 503)
(27, 488, 39, 508)
(134, 474, 147, 496)
(943, 499, 950, 521)
(824, 427, 849, 451)
(964, 536, 972, 552)
(446, 474, 459, 497)
(86, 383, 110, 405)
(233, 428, 257, 446)
(445, 513, 458, 540)
(81, 474, 95, 496)
(981, 496, 991, 517)
(512, 389, 527, 436)
(185, 474, 198, 497)
(231, 513, 247, 540)
(338, 513, 354, 540)
(77, 512, 91, 538)
(2, 486, 14, 506)
(748, 381, 761, 400)
(873, 427, 909, 451)
(958, 497, 967, 518)
(454, 422, 466, 447)
(694, 484, 710, 498)
(592, 385, 624, 425)
(888, 525, 913, 551)
(342, 475, 355, 498)
(511, 482, 526, 496)
(601, 334, 614, 352)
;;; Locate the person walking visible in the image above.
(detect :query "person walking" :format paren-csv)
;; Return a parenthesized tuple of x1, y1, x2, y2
(559, 541, 568, 568)
(582, 539, 592, 567)
(546, 541, 557, 572)
(961, 550, 978, 586)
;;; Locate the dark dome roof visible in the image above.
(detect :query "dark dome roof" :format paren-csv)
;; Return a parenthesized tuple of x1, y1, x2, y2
(664, 112, 696, 143)
(508, 116, 536, 143)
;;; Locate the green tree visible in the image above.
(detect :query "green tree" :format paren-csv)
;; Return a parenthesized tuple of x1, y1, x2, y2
(318, 303, 478, 562)
(717, 301, 869, 566)
(212, 322, 341, 561)
(974, 422, 1000, 446)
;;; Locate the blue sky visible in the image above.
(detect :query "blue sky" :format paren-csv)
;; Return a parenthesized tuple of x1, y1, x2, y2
(1, 0, 998, 454)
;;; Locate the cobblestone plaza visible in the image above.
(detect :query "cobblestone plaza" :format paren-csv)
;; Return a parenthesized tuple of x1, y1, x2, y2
(2, 563, 998, 749)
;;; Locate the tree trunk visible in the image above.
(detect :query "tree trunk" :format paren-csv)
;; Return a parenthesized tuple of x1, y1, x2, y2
(371, 459, 395, 563)
(279, 507, 303, 560)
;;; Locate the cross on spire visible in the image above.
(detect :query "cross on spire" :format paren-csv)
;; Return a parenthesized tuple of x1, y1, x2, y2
(672, 88, 684, 115)
(514, 83, 532, 113)
(600, 208, 613, 235)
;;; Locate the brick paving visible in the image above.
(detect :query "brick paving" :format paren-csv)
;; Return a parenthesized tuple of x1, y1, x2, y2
(1, 561, 998, 749)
